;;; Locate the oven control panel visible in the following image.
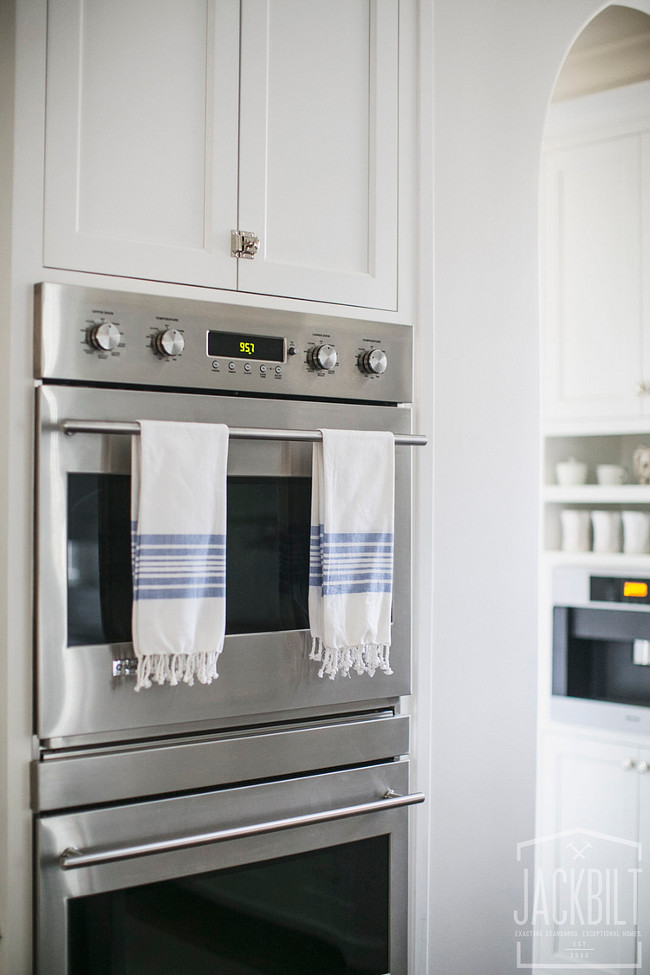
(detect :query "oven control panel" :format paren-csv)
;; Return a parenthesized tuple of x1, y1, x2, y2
(35, 283, 412, 404)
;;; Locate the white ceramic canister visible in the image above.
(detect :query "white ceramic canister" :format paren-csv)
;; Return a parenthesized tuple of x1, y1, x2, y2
(596, 464, 627, 486)
(622, 511, 650, 555)
(590, 510, 622, 553)
(556, 458, 588, 486)
(560, 509, 591, 553)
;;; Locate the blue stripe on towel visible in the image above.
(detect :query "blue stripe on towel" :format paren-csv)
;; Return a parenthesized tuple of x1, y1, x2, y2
(132, 530, 226, 602)
(134, 586, 226, 600)
(309, 526, 394, 596)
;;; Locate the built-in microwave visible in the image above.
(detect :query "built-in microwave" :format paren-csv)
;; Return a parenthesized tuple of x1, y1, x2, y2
(551, 565, 650, 733)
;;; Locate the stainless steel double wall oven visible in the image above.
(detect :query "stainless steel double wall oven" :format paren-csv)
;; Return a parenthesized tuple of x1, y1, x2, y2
(32, 283, 424, 975)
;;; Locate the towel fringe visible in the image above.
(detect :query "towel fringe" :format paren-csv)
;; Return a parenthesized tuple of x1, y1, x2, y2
(135, 651, 221, 692)
(310, 638, 392, 680)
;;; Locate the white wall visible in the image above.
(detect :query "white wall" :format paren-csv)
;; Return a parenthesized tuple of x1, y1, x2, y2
(424, 1, 650, 971)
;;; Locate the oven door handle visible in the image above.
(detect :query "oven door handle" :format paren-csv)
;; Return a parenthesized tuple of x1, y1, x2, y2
(59, 789, 425, 870)
(59, 419, 427, 446)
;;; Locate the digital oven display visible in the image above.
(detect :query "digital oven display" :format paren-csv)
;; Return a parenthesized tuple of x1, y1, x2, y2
(206, 330, 285, 363)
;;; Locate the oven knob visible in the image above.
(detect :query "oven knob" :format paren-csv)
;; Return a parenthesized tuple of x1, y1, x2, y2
(309, 344, 338, 371)
(153, 328, 185, 358)
(88, 321, 121, 352)
(358, 348, 388, 375)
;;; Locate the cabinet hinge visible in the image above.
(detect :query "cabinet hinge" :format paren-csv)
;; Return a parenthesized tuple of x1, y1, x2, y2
(231, 230, 260, 260)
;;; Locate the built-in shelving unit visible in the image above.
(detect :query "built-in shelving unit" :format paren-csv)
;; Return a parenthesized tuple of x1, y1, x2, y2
(543, 429, 650, 554)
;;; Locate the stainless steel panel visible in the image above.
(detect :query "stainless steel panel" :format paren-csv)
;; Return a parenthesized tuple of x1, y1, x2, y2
(36, 384, 412, 742)
(33, 713, 410, 811)
(35, 282, 413, 404)
(37, 760, 411, 975)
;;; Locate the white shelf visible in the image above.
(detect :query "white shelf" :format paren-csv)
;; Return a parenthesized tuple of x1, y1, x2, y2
(544, 485, 650, 504)
(544, 417, 650, 437)
(543, 550, 650, 567)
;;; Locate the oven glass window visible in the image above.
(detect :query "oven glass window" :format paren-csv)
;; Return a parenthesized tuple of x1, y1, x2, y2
(68, 836, 389, 975)
(67, 474, 311, 646)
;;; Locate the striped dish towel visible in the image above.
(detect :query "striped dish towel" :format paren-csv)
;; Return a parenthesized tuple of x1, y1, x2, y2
(309, 428, 395, 679)
(131, 421, 229, 691)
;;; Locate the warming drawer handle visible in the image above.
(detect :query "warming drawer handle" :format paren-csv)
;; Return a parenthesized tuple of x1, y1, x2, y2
(59, 419, 427, 447)
(58, 790, 425, 870)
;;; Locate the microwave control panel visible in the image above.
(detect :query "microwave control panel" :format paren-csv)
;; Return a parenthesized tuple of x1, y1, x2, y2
(35, 283, 413, 405)
(553, 565, 650, 613)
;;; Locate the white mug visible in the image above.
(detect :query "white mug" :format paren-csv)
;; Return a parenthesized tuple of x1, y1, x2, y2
(622, 511, 650, 555)
(596, 464, 627, 486)
(556, 459, 587, 486)
(590, 510, 622, 554)
(560, 510, 591, 553)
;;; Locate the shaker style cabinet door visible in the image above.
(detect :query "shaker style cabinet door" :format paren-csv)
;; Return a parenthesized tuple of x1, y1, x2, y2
(542, 134, 644, 421)
(43, 0, 240, 289)
(237, 0, 398, 309)
(535, 734, 641, 971)
(43, 0, 400, 310)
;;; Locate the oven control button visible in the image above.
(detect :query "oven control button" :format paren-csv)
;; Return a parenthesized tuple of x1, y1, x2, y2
(153, 328, 185, 358)
(358, 348, 388, 376)
(309, 344, 338, 371)
(88, 321, 121, 353)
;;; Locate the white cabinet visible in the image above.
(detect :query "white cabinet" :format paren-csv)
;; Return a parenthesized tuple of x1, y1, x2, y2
(536, 734, 643, 971)
(43, 0, 401, 310)
(542, 82, 650, 423)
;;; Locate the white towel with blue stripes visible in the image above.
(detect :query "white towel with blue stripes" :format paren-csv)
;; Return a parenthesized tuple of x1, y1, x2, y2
(131, 421, 229, 691)
(309, 428, 395, 679)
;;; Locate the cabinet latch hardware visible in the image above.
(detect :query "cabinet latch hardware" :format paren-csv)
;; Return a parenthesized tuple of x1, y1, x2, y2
(231, 230, 260, 260)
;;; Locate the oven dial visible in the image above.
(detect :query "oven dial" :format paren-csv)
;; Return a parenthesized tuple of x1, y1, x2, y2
(358, 348, 388, 376)
(309, 344, 338, 371)
(87, 321, 121, 353)
(153, 328, 185, 358)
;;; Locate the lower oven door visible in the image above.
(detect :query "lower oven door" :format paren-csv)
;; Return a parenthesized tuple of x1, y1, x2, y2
(36, 760, 418, 975)
(36, 384, 412, 744)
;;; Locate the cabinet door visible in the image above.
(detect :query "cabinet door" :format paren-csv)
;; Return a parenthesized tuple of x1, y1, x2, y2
(535, 735, 640, 972)
(636, 748, 650, 974)
(542, 135, 643, 421)
(44, 0, 239, 288)
(237, 0, 398, 309)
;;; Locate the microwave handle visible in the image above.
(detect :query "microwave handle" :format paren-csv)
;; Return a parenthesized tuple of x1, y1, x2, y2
(59, 789, 425, 870)
(59, 419, 427, 447)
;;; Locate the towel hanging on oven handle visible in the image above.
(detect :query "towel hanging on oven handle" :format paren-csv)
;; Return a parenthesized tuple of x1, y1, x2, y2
(59, 419, 428, 446)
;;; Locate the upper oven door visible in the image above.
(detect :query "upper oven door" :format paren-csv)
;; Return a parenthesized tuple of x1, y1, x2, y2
(36, 384, 412, 744)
